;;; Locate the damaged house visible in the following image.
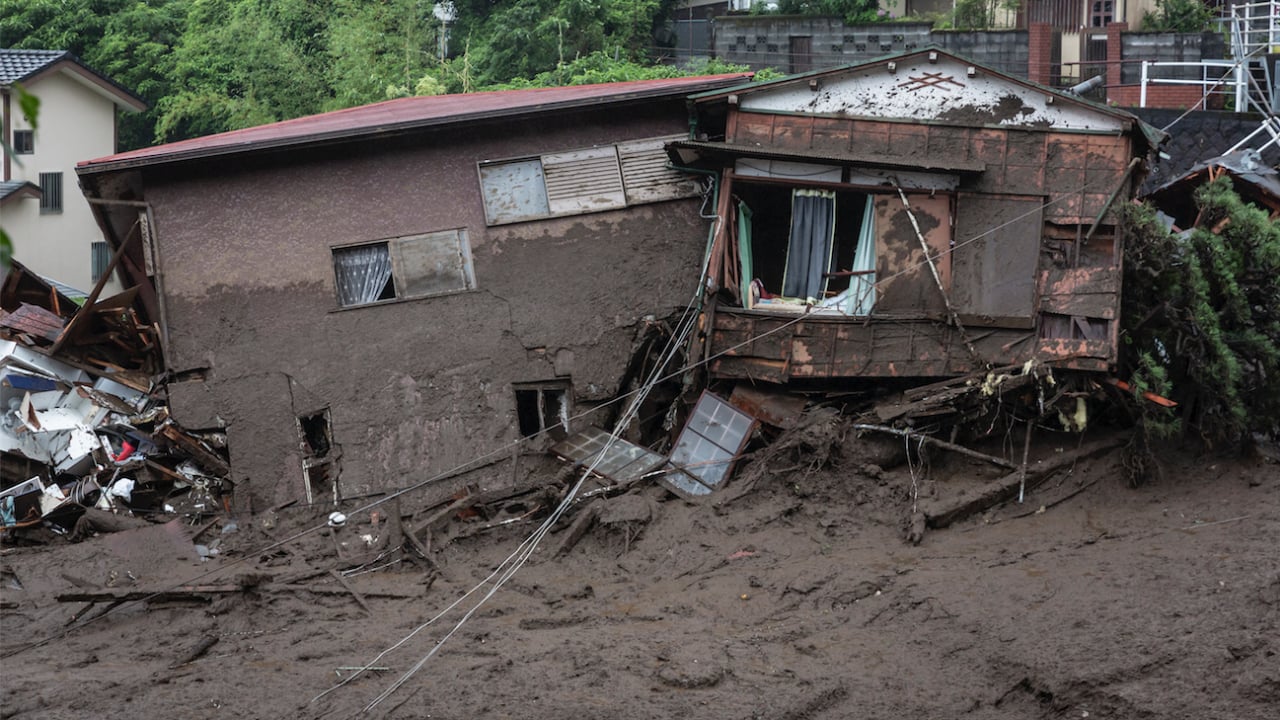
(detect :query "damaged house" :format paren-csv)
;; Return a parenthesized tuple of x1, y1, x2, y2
(668, 49, 1161, 389)
(73, 74, 748, 513)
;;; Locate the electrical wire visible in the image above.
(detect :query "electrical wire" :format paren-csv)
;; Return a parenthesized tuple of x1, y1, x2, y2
(4, 164, 1136, 668)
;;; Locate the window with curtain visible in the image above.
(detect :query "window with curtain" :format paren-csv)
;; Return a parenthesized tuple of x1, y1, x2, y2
(782, 189, 837, 303)
(332, 229, 475, 308)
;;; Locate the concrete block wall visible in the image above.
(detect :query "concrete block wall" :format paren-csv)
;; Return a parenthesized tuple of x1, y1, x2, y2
(714, 18, 933, 72)
(1119, 32, 1227, 84)
(931, 30, 1029, 78)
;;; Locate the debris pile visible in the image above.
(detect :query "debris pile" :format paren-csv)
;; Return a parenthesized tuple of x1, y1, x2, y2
(1, 260, 231, 540)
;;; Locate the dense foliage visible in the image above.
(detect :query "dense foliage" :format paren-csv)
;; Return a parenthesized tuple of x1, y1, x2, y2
(1140, 0, 1215, 33)
(0, 0, 729, 148)
(1121, 178, 1280, 449)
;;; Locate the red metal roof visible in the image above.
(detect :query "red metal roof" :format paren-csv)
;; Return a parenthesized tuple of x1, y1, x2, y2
(78, 74, 751, 173)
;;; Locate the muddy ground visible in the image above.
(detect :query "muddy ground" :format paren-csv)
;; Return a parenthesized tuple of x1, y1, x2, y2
(2, 429, 1278, 720)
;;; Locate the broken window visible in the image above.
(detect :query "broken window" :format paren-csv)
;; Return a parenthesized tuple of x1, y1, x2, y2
(297, 409, 337, 505)
(332, 229, 475, 308)
(733, 181, 877, 315)
(478, 135, 699, 226)
(664, 391, 756, 498)
(513, 382, 570, 440)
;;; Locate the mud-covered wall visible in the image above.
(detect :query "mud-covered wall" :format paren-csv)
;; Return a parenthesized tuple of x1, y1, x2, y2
(144, 102, 706, 511)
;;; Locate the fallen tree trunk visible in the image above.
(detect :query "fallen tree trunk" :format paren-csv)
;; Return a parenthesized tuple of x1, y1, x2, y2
(919, 433, 1127, 529)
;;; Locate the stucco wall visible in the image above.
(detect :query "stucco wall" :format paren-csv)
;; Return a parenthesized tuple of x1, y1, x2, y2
(2, 71, 123, 294)
(145, 102, 706, 511)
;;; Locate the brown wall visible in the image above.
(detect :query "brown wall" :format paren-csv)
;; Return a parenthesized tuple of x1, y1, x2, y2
(705, 108, 1136, 380)
(145, 102, 705, 511)
(729, 113, 1132, 222)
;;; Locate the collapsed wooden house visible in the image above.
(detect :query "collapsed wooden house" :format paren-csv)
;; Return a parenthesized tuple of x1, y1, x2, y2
(668, 49, 1163, 385)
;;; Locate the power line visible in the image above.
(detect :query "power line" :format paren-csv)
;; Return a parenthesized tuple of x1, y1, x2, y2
(3, 163, 1135, 673)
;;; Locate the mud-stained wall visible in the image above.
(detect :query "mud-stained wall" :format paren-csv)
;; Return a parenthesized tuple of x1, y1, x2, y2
(144, 103, 706, 511)
(703, 91, 1138, 380)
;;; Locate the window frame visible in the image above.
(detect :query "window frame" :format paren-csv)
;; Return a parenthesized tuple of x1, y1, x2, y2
(91, 240, 111, 282)
(477, 134, 701, 227)
(330, 228, 477, 310)
(13, 129, 34, 154)
(512, 380, 572, 440)
(38, 171, 62, 214)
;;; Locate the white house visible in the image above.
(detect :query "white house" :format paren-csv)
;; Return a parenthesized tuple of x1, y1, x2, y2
(1, 49, 146, 294)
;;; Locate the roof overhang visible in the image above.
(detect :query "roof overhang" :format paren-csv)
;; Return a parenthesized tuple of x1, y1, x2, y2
(77, 74, 752, 176)
(683, 48, 1166, 153)
(13, 58, 146, 113)
(0, 181, 42, 206)
(667, 139, 987, 174)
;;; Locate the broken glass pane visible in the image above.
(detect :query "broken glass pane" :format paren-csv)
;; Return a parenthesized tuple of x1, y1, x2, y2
(551, 427, 666, 483)
(664, 391, 756, 498)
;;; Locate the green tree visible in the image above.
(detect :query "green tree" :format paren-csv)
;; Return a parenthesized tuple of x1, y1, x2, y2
(774, 0, 881, 24)
(155, 0, 331, 141)
(1121, 177, 1280, 450)
(326, 0, 440, 106)
(1140, 0, 1214, 33)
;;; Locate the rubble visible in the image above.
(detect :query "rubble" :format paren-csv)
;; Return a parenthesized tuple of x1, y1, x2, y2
(1, 259, 231, 541)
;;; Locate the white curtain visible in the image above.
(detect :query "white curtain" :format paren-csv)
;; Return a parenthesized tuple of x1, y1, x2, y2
(848, 199, 876, 315)
(334, 244, 393, 306)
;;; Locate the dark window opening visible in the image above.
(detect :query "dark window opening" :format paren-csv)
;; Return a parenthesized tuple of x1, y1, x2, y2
(299, 410, 333, 458)
(1090, 0, 1113, 27)
(1040, 313, 1110, 341)
(514, 384, 570, 439)
(304, 461, 333, 504)
(733, 182, 876, 315)
(297, 409, 337, 505)
(39, 172, 62, 214)
(13, 130, 34, 154)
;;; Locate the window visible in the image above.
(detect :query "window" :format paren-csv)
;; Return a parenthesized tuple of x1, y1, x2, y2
(13, 130, 34, 154)
(1090, 0, 1113, 27)
(297, 409, 338, 505)
(39, 172, 62, 213)
(91, 241, 111, 282)
(514, 382, 570, 439)
(733, 182, 878, 315)
(1025, 0, 1083, 31)
(478, 135, 700, 226)
(332, 228, 474, 308)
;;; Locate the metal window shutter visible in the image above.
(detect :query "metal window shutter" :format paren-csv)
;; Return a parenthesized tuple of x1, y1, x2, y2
(391, 229, 474, 298)
(618, 135, 701, 205)
(540, 146, 626, 215)
(478, 159, 550, 225)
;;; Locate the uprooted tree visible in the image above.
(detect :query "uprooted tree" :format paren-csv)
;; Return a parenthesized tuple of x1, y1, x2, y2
(1120, 176, 1280, 469)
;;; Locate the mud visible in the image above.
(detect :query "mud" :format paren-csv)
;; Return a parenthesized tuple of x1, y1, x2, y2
(2, 438, 1277, 720)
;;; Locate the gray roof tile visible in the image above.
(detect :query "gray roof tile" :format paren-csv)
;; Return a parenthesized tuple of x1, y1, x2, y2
(0, 49, 68, 84)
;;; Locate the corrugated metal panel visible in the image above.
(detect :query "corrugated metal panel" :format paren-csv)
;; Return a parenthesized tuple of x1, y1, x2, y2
(479, 159, 550, 225)
(541, 146, 626, 215)
(618, 135, 700, 204)
(391, 229, 474, 297)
